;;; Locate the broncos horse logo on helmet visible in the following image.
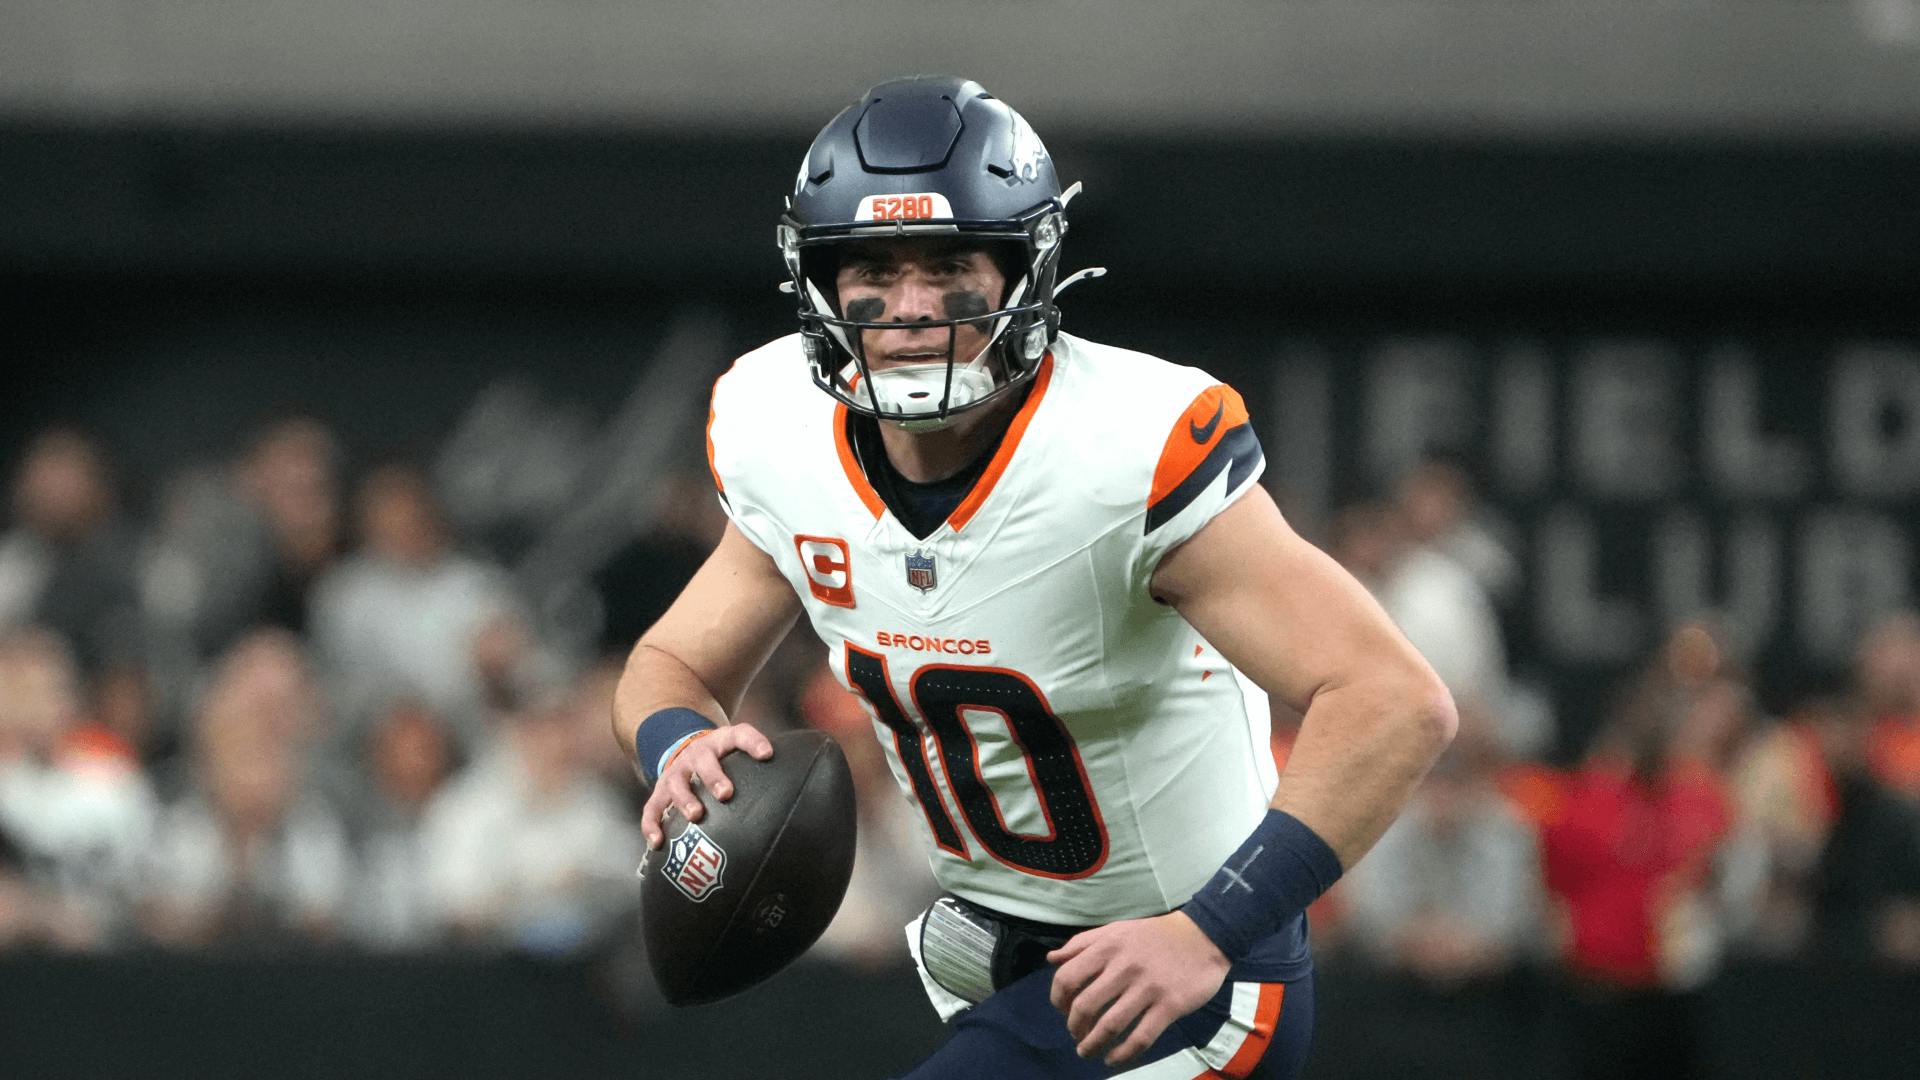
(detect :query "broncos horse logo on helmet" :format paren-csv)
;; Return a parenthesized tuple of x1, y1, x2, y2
(778, 75, 1104, 430)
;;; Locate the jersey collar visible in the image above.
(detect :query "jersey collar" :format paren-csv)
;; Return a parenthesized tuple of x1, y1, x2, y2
(832, 353, 1055, 533)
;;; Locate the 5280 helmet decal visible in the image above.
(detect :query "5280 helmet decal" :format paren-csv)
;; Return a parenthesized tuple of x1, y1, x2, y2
(779, 76, 1104, 431)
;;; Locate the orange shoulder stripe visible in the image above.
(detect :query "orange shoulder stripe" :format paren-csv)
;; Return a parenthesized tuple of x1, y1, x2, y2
(705, 399, 723, 494)
(706, 356, 746, 496)
(1150, 383, 1251, 508)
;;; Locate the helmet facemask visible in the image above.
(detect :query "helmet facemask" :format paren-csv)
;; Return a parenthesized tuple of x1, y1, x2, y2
(782, 202, 1068, 431)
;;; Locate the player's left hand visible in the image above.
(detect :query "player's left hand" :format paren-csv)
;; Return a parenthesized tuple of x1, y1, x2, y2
(1046, 910, 1230, 1067)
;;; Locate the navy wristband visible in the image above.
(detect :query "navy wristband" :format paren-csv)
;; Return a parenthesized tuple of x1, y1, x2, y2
(634, 707, 719, 784)
(1182, 809, 1343, 962)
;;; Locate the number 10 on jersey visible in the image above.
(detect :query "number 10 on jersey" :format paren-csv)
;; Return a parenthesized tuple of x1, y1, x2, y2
(843, 644, 1109, 880)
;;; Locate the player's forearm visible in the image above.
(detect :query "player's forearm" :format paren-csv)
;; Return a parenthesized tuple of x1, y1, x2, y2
(1269, 673, 1457, 870)
(611, 522, 802, 760)
(612, 640, 733, 752)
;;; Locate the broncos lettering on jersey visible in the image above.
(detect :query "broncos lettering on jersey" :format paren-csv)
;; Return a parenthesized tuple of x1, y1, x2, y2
(706, 331, 1305, 979)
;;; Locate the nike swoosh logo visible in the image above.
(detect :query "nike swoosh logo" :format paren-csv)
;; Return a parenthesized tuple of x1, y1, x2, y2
(1189, 400, 1224, 444)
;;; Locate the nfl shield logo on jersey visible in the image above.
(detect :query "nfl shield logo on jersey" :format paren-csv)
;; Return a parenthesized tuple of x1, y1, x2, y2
(661, 823, 727, 902)
(905, 550, 938, 593)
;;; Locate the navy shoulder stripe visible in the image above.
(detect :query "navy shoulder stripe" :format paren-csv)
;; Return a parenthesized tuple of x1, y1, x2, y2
(1144, 423, 1263, 534)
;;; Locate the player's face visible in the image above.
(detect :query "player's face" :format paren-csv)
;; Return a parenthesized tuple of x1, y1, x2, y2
(833, 239, 1008, 370)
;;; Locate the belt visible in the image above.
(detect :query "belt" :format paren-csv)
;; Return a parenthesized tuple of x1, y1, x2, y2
(919, 896, 1107, 1002)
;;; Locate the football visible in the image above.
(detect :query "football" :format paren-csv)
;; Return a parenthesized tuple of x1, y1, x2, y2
(640, 729, 859, 1006)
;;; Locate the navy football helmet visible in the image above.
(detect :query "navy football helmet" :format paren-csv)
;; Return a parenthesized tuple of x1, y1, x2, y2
(779, 76, 1101, 429)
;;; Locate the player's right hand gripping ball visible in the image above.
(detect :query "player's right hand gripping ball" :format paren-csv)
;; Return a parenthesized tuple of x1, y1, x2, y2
(639, 729, 857, 1005)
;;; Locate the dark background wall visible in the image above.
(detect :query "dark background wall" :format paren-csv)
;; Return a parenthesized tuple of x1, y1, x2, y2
(4, 953, 1917, 1080)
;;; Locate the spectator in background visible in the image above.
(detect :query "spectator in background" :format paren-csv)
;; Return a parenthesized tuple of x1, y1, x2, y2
(1855, 610, 1920, 801)
(0, 429, 142, 675)
(593, 469, 727, 657)
(160, 627, 351, 812)
(138, 419, 345, 759)
(309, 463, 523, 748)
(1395, 455, 1521, 607)
(1729, 693, 1839, 957)
(1331, 500, 1529, 752)
(1334, 713, 1550, 1080)
(200, 628, 330, 750)
(1801, 698, 1920, 965)
(141, 641, 352, 949)
(142, 419, 345, 657)
(1735, 679, 1920, 966)
(0, 627, 154, 950)
(571, 659, 648, 817)
(797, 666, 941, 969)
(239, 419, 346, 637)
(88, 662, 159, 768)
(138, 463, 254, 745)
(1343, 717, 1544, 987)
(1542, 663, 1741, 1080)
(0, 820, 35, 947)
(421, 679, 638, 955)
(345, 698, 457, 950)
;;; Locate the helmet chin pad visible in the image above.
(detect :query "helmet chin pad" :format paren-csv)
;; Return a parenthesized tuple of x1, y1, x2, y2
(862, 362, 999, 429)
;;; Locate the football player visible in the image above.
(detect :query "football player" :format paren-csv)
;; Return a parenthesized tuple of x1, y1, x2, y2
(614, 76, 1456, 1078)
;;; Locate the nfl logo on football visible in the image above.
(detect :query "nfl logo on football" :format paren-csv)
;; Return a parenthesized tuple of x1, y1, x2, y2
(662, 823, 727, 902)
(905, 550, 938, 593)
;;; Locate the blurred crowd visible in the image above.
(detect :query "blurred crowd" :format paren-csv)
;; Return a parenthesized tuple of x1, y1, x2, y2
(0, 418, 936, 963)
(1308, 460, 1920, 1078)
(3, 421, 1919, 1056)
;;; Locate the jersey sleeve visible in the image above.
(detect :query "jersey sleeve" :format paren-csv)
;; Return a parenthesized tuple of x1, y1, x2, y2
(1131, 380, 1266, 585)
(704, 357, 787, 560)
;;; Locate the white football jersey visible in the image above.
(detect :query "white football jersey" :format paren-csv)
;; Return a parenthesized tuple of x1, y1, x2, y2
(706, 332, 1276, 926)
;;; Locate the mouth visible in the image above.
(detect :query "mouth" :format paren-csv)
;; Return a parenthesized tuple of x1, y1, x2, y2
(871, 350, 947, 367)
